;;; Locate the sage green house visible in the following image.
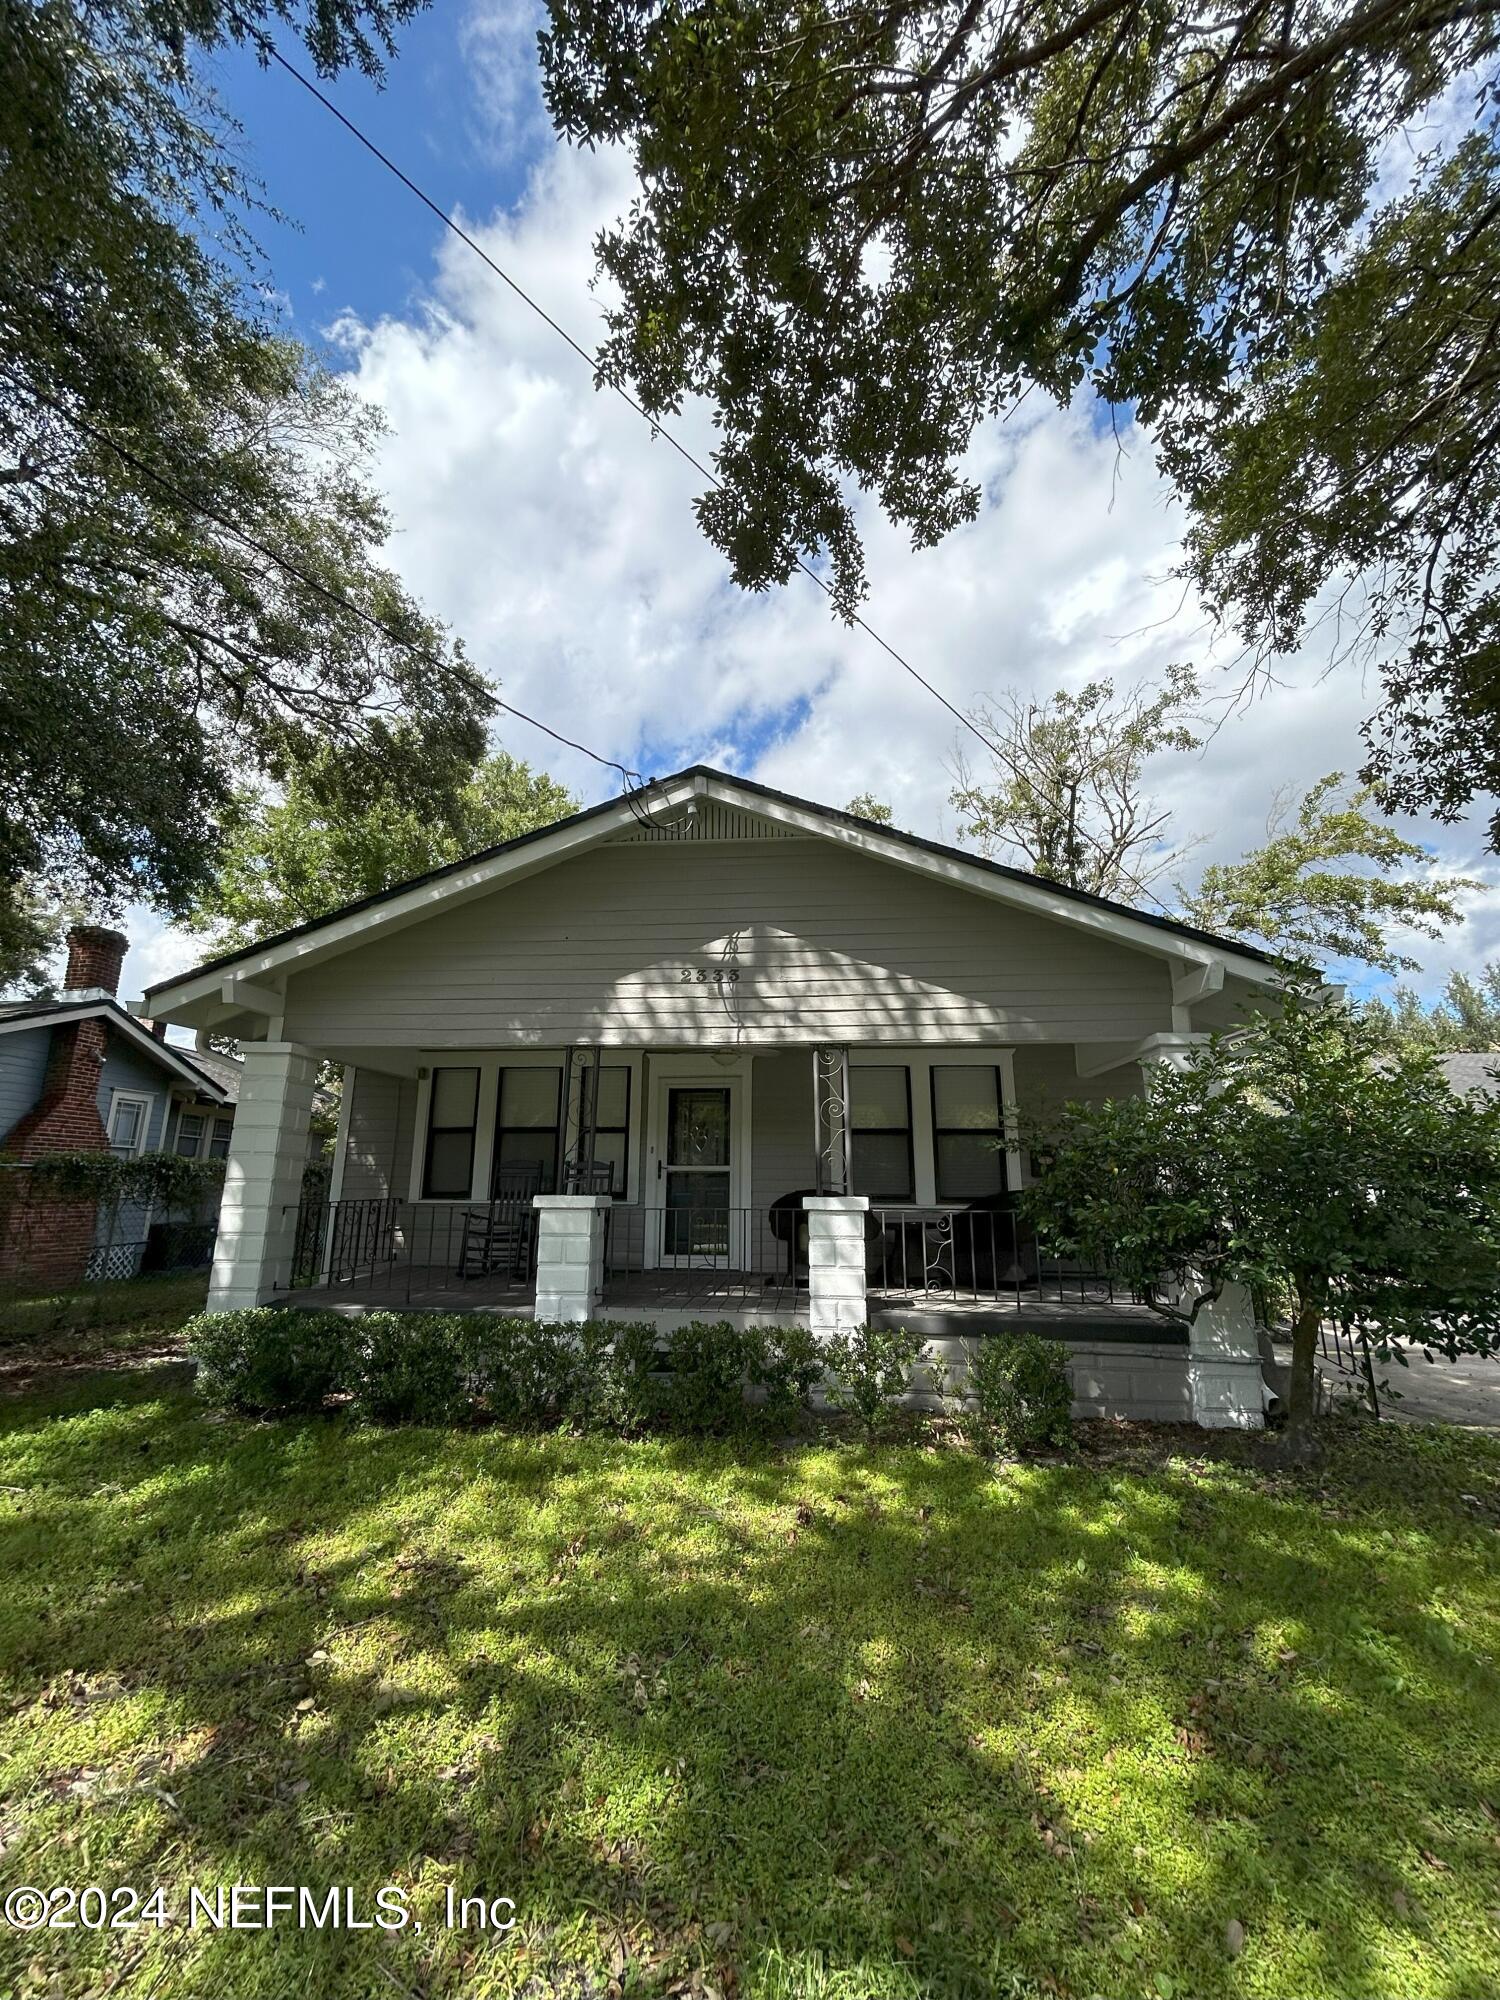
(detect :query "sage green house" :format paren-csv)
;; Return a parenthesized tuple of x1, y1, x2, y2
(140, 766, 1284, 1427)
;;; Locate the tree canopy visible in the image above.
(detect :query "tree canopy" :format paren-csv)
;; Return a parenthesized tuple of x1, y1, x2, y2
(1, 0, 490, 951)
(949, 670, 1199, 900)
(186, 751, 579, 950)
(1022, 999, 1500, 1444)
(1178, 773, 1476, 973)
(538, 0, 1500, 836)
(1364, 961, 1500, 1052)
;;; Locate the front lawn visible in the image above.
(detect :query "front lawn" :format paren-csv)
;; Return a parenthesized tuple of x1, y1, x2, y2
(0, 1271, 208, 1360)
(0, 1373, 1496, 1999)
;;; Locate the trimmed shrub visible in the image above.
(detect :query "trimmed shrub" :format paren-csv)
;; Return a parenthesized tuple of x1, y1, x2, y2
(187, 1308, 349, 1413)
(953, 1333, 1074, 1455)
(750, 1323, 822, 1433)
(345, 1312, 473, 1426)
(661, 1319, 754, 1434)
(821, 1323, 924, 1437)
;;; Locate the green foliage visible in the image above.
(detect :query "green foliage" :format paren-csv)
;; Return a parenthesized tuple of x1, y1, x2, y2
(751, 1323, 824, 1433)
(844, 794, 893, 824)
(821, 1323, 925, 1437)
(538, 0, 1500, 838)
(950, 670, 1199, 899)
(185, 1307, 349, 1413)
(951, 1334, 1073, 1456)
(344, 1311, 474, 1426)
(2, 0, 488, 935)
(1363, 961, 1500, 1055)
(1179, 773, 1474, 972)
(11, 1150, 224, 1211)
(188, 751, 578, 949)
(1022, 998, 1500, 1438)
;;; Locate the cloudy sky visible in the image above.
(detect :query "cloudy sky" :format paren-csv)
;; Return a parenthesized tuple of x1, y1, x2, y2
(119, 1, 1500, 1004)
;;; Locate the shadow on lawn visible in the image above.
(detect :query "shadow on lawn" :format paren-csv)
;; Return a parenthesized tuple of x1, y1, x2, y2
(2, 1371, 1497, 2000)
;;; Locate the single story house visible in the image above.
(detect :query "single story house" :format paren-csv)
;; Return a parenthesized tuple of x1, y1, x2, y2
(141, 767, 1287, 1427)
(1, 926, 237, 1282)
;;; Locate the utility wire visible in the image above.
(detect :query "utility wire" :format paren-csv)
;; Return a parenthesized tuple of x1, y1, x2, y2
(241, 24, 1008, 767)
(22, 381, 656, 795)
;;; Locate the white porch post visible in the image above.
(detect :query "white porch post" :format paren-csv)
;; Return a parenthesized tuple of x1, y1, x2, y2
(208, 1042, 319, 1311)
(533, 1194, 610, 1323)
(1187, 1281, 1268, 1430)
(804, 1194, 869, 1342)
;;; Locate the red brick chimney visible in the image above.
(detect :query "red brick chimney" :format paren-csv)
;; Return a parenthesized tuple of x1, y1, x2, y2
(63, 925, 128, 997)
(1, 926, 128, 1282)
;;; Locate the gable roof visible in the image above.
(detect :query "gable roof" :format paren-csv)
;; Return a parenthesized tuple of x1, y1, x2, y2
(0, 997, 233, 1102)
(1437, 1052, 1500, 1099)
(144, 764, 1283, 1019)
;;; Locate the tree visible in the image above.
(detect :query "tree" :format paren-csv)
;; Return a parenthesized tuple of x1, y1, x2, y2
(537, 0, 1500, 837)
(1, 0, 490, 951)
(1363, 962, 1500, 1052)
(187, 751, 579, 950)
(845, 793, 893, 823)
(1177, 773, 1477, 973)
(1022, 1000, 1500, 1449)
(949, 669, 1198, 899)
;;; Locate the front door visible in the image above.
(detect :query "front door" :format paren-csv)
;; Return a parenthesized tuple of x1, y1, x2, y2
(663, 1085, 731, 1260)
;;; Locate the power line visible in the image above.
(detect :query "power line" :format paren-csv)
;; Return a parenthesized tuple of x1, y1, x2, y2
(239, 23, 1007, 766)
(21, 380, 656, 795)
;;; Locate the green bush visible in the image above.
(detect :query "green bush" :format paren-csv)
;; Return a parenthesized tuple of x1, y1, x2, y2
(345, 1312, 473, 1426)
(186, 1308, 349, 1413)
(750, 1323, 822, 1433)
(821, 1323, 924, 1437)
(952, 1333, 1074, 1455)
(661, 1319, 754, 1433)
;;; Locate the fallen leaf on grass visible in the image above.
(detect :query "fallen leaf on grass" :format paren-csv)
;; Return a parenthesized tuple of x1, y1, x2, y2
(1225, 1917, 1245, 1958)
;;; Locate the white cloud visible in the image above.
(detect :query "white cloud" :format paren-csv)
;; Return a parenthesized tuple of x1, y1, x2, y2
(124, 98, 1499, 1009)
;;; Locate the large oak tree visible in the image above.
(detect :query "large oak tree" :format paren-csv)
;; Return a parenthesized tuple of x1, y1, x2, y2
(538, 0, 1500, 835)
(1, 0, 492, 982)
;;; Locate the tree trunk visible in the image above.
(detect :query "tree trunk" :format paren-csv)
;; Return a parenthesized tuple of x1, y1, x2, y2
(1285, 1283, 1325, 1455)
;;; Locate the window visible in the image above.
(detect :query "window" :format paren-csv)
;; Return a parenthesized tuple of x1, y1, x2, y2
(492, 1066, 562, 1195)
(174, 1111, 206, 1159)
(208, 1117, 233, 1160)
(423, 1067, 480, 1198)
(107, 1091, 152, 1157)
(931, 1066, 1007, 1201)
(582, 1064, 631, 1195)
(849, 1066, 914, 1201)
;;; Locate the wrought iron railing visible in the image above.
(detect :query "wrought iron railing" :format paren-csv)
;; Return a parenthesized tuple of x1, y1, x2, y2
(602, 1205, 808, 1311)
(283, 1195, 537, 1305)
(867, 1204, 1122, 1307)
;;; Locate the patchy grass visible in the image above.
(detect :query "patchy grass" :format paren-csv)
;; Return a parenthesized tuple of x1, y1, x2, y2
(0, 1272, 207, 1368)
(0, 1376, 1496, 2000)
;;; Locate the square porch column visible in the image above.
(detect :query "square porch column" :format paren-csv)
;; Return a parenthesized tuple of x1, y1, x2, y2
(533, 1194, 611, 1322)
(1188, 1279, 1269, 1430)
(804, 1194, 869, 1342)
(208, 1042, 320, 1311)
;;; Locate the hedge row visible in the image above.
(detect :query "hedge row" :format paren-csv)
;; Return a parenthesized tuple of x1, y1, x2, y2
(184, 1309, 1073, 1450)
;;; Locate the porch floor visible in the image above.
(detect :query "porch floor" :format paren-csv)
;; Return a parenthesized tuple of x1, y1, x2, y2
(283, 1264, 1170, 1338)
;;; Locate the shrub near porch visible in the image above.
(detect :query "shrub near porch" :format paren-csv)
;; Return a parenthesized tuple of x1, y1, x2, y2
(1, 1378, 1497, 2000)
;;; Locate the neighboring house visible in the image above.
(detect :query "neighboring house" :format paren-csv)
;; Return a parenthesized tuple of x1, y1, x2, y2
(142, 766, 1289, 1427)
(0, 926, 235, 1284)
(1436, 1053, 1500, 1100)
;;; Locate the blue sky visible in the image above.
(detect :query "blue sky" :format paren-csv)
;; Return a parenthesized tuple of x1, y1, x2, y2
(109, 4, 1500, 1002)
(208, 15, 533, 329)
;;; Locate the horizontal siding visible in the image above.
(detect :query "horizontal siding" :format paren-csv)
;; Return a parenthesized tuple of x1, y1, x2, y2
(284, 842, 1175, 1049)
(0, 1027, 51, 1141)
(612, 800, 804, 842)
(1012, 1044, 1141, 1137)
(342, 1069, 418, 1200)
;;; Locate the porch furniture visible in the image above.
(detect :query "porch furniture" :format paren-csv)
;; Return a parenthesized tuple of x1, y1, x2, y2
(458, 1167, 542, 1280)
(768, 1188, 817, 1282)
(563, 1158, 615, 1194)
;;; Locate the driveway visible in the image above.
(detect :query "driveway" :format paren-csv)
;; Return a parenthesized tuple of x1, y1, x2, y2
(1318, 1347, 1500, 1432)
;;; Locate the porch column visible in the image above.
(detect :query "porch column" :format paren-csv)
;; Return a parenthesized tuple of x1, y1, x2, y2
(533, 1194, 610, 1323)
(812, 1046, 852, 1194)
(1188, 1280, 1268, 1430)
(804, 1194, 869, 1342)
(208, 1042, 319, 1311)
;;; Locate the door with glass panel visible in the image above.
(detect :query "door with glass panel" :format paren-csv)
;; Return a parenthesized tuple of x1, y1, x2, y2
(659, 1084, 734, 1262)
